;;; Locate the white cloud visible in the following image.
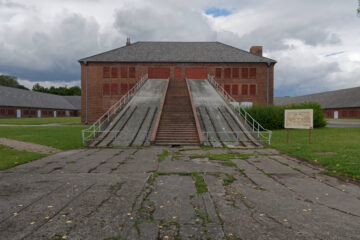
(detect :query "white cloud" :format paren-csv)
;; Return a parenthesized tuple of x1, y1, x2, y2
(0, 0, 359, 96)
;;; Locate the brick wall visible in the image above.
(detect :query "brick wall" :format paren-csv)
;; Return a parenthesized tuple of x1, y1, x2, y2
(323, 107, 360, 119)
(0, 106, 78, 118)
(81, 62, 275, 123)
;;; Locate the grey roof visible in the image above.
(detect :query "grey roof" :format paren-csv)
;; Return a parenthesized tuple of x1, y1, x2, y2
(275, 86, 360, 109)
(79, 41, 276, 64)
(0, 86, 80, 110)
(63, 96, 81, 110)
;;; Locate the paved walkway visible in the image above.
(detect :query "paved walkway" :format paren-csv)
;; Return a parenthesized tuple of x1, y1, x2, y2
(0, 138, 60, 154)
(1, 147, 360, 239)
(327, 120, 360, 128)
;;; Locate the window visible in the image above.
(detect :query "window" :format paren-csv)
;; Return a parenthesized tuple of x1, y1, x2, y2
(8, 109, 14, 115)
(224, 84, 231, 94)
(241, 84, 248, 95)
(215, 68, 222, 78)
(232, 84, 239, 95)
(23, 109, 29, 115)
(241, 68, 248, 79)
(250, 84, 256, 95)
(111, 83, 118, 95)
(121, 67, 128, 78)
(174, 68, 181, 79)
(103, 83, 110, 95)
(111, 67, 118, 78)
(0, 108, 5, 115)
(232, 68, 239, 78)
(103, 67, 110, 78)
(224, 68, 231, 78)
(30, 110, 36, 115)
(249, 68, 256, 79)
(42, 110, 47, 116)
(121, 83, 128, 94)
(129, 67, 136, 78)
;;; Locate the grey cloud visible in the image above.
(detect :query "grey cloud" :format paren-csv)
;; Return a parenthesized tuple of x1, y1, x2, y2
(114, 5, 216, 41)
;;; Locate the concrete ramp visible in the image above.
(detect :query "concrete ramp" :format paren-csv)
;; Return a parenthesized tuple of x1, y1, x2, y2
(188, 79, 262, 148)
(93, 79, 168, 147)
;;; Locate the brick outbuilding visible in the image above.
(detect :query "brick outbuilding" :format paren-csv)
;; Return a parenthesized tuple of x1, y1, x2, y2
(79, 41, 276, 124)
(275, 86, 360, 119)
(0, 86, 80, 118)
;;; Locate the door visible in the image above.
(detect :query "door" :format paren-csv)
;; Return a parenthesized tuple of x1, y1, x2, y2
(334, 111, 338, 119)
(37, 110, 41, 118)
(148, 68, 170, 79)
(185, 68, 207, 79)
(16, 109, 21, 118)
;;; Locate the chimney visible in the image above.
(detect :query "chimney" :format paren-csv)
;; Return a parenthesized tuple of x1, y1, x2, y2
(126, 37, 131, 46)
(250, 46, 263, 56)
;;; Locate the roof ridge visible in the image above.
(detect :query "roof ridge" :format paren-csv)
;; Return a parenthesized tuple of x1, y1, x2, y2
(215, 41, 277, 63)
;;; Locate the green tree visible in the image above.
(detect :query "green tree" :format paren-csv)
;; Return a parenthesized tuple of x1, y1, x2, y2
(32, 83, 81, 96)
(0, 75, 28, 90)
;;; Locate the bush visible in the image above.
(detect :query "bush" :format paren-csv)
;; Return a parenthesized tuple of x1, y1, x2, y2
(241, 102, 327, 130)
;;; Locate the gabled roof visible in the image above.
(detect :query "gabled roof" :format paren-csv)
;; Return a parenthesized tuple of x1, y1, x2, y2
(0, 86, 81, 110)
(79, 41, 276, 64)
(275, 86, 360, 109)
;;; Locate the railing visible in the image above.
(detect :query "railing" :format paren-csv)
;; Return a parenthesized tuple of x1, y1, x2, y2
(207, 74, 272, 144)
(82, 74, 148, 145)
(203, 131, 271, 144)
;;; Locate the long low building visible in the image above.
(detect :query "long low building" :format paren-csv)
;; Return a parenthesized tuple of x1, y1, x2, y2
(0, 86, 81, 118)
(275, 86, 360, 119)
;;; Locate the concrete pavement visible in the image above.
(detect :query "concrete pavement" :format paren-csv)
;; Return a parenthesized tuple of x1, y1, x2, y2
(1, 147, 360, 239)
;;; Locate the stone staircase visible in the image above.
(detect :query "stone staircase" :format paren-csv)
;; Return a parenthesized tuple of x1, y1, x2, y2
(154, 78, 200, 145)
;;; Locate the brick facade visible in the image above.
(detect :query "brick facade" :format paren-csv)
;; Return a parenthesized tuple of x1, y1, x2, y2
(81, 62, 274, 123)
(323, 107, 360, 119)
(0, 106, 79, 118)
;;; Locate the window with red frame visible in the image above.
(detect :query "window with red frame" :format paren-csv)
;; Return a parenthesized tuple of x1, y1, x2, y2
(224, 84, 231, 94)
(224, 68, 231, 78)
(111, 83, 118, 95)
(249, 68, 256, 79)
(250, 84, 256, 95)
(121, 67, 128, 78)
(121, 83, 128, 94)
(129, 67, 136, 78)
(111, 67, 118, 78)
(241, 84, 248, 95)
(103, 67, 110, 78)
(103, 83, 110, 95)
(8, 109, 14, 115)
(215, 68, 222, 78)
(232, 84, 239, 95)
(241, 68, 248, 79)
(232, 68, 239, 78)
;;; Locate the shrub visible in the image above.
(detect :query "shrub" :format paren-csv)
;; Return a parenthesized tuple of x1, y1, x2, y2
(241, 102, 327, 130)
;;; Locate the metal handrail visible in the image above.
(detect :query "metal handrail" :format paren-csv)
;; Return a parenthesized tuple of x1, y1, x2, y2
(207, 74, 272, 144)
(82, 74, 148, 144)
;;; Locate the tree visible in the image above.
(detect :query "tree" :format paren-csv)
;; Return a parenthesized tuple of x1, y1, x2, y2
(32, 83, 81, 96)
(0, 75, 29, 90)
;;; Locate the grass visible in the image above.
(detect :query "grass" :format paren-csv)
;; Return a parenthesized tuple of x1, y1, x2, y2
(0, 126, 87, 150)
(158, 150, 168, 162)
(271, 128, 360, 180)
(0, 144, 47, 170)
(327, 118, 360, 122)
(0, 117, 81, 125)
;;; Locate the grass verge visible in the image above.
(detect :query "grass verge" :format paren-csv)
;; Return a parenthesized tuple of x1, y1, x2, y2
(0, 117, 81, 125)
(271, 128, 360, 180)
(0, 126, 87, 150)
(0, 144, 47, 170)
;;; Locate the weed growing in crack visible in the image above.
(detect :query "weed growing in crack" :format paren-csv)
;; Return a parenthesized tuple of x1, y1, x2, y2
(223, 173, 235, 186)
(158, 150, 168, 162)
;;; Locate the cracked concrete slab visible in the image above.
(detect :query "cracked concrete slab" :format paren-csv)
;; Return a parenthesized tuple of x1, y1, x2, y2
(1, 147, 360, 239)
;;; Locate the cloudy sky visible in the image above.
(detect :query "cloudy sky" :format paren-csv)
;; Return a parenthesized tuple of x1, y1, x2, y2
(0, 0, 359, 96)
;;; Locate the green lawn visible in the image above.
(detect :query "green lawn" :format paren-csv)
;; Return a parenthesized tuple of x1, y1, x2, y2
(0, 117, 81, 125)
(0, 126, 87, 150)
(0, 145, 47, 170)
(271, 128, 360, 180)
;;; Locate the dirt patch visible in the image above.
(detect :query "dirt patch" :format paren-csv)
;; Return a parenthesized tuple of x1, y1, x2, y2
(0, 138, 60, 154)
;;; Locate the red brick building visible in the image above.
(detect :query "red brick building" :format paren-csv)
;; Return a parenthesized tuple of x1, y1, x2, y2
(0, 86, 80, 118)
(79, 41, 276, 124)
(275, 86, 360, 119)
